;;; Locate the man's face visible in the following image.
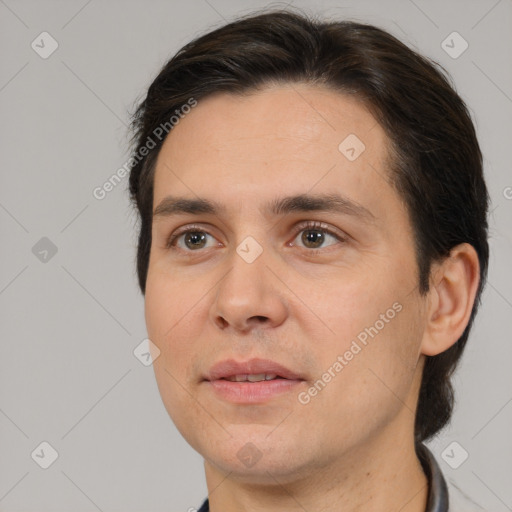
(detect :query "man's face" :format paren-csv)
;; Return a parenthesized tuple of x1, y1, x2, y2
(145, 85, 428, 482)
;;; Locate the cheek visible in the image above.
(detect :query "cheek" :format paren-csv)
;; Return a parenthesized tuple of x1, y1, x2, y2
(151, 359, 208, 456)
(144, 272, 206, 381)
(145, 267, 195, 338)
(292, 264, 403, 348)
(317, 295, 423, 419)
(305, 265, 423, 404)
(145, 276, 207, 439)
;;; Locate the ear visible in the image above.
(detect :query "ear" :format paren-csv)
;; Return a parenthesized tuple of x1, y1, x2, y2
(421, 243, 481, 356)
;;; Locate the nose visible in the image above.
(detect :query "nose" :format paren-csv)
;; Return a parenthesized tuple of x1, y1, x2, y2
(210, 245, 289, 334)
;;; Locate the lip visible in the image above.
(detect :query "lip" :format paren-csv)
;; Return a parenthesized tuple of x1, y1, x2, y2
(203, 358, 305, 404)
(205, 358, 303, 381)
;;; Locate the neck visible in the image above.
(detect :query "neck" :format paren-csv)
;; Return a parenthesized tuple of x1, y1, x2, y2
(204, 423, 428, 512)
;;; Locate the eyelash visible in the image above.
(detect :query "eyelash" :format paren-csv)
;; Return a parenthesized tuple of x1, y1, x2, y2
(165, 221, 347, 254)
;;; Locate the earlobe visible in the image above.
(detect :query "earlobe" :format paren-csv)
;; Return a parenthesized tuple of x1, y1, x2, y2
(420, 243, 480, 357)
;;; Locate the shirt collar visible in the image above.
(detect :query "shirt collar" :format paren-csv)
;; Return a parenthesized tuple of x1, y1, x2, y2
(197, 443, 449, 512)
(417, 442, 449, 512)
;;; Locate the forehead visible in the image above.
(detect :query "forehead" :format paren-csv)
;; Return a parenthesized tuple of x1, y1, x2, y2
(152, 84, 395, 220)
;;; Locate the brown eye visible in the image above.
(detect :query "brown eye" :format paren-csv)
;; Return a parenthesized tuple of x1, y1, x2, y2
(300, 229, 327, 249)
(291, 222, 345, 251)
(182, 231, 208, 250)
(167, 229, 217, 251)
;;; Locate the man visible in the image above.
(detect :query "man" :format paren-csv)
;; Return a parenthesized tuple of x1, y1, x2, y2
(128, 9, 489, 511)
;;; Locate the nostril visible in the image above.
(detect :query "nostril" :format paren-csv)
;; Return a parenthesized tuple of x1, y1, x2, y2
(216, 317, 229, 329)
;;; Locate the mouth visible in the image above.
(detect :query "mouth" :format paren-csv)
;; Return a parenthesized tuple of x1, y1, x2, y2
(203, 358, 305, 404)
(222, 373, 283, 382)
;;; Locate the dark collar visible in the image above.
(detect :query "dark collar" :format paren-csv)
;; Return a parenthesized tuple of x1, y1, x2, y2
(197, 443, 449, 512)
(417, 442, 449, 512)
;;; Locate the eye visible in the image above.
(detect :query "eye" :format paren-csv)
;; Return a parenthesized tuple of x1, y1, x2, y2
(290, 221, 346, 251)
(166, 225, 219, 251)
(166, 221, 346, 254)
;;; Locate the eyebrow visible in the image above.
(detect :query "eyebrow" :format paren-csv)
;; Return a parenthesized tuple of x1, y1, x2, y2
(153, 193, 376, 223)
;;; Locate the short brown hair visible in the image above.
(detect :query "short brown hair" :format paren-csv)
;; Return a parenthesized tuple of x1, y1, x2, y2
(128, 9, 489, 442)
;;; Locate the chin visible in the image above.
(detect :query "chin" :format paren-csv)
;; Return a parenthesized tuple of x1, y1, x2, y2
(200, 430, 315, 484)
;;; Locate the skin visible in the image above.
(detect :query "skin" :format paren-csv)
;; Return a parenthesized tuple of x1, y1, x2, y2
(144, 84, 480, 511)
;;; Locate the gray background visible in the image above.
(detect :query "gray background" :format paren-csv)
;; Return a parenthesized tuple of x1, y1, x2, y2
(1, 0, 511, 510)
